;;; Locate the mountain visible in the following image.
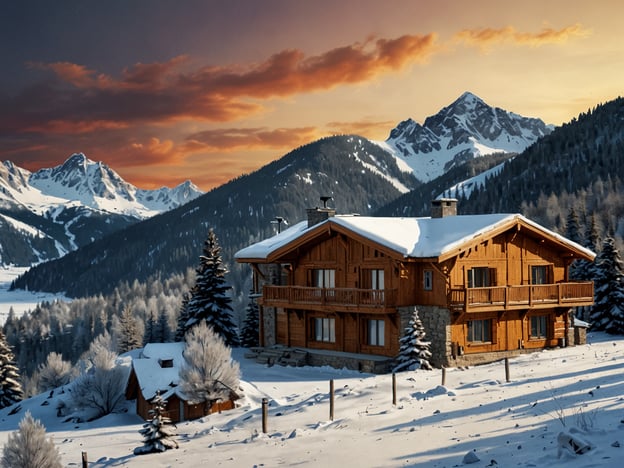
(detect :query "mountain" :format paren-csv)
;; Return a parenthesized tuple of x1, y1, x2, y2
(11, 135, 418, 298)
(379, 91, 553, 182)
(379, 96, 624, 244)
(0, 153, 203, 266)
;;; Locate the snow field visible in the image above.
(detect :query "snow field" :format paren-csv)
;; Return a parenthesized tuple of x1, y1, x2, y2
(0, 335, 623, 467)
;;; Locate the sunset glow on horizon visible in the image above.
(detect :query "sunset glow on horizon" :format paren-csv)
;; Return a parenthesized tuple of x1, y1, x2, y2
(1, 0, 622, 190)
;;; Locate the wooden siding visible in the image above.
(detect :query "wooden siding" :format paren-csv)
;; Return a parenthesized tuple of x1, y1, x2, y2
(271, 309, 399, 358)
(450, 308, 567, 355)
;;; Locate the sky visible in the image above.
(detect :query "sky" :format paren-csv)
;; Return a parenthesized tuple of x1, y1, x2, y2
(1, 0, 622, 191)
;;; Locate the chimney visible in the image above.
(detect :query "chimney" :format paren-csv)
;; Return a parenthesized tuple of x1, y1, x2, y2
(307, 196, 336, 227)
(431, 198, 458, 218)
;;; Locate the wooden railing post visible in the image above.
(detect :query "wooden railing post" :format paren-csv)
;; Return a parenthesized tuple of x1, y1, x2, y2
(262, 398, 268, 433)
(329, 379, 335, 421)
(82, 451, 88, 468)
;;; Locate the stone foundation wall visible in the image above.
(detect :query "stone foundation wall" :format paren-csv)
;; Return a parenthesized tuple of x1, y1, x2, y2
(306, 352, 392, 374)
(262, 307, 276, 347)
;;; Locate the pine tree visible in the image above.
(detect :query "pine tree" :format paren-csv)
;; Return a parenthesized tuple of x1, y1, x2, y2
(134, 392, 178, 455)
(240, 293, 260, 348)
(1, 412, 62, 468)
(115, 305, 141, 353)
(565, 207, 582, 245)
(590, 237, 624, 333)
(394, 308, 433, 372)
(181, 230, 240, 346)
(155, 309, 171, 343)
(143, 312, 157, 345)
(0, 330, 23, 409)
(174, 293, 190, 342)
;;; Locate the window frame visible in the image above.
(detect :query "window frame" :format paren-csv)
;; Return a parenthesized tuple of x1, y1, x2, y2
(467, 319, 492, 343)
(312, 269, 336, 288)
(467, 267, 495, 288)
(530, 315, 548, 339)
(530, 265, 550, 285)
(423, 269, 433, 291)
(367, 319, 385, 347)
(312, 317, 336, 343)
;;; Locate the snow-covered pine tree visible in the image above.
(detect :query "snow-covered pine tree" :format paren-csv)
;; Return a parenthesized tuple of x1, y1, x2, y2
(114, 305, 142, 353)
(572, 213, 600, 321)
(179, 321, 240, 405)
(0, 329, 23, 409)
(181, 229, 240, 346)
(1, 411, 62, 468)
(239, 292, 260, 348)
(394, 307, 433, 372)
(590, 237, 624, 333)
(37, 352, 72, 392)
(134, 392, 178, 455)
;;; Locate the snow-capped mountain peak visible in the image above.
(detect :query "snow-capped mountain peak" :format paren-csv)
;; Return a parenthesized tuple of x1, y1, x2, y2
(383, 92, 553, 182)
(0, 154, 204, 266)
(25, 153, 203, 217)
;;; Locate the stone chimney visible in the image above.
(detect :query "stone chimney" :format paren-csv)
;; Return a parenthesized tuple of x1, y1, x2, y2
(307, 196, 336, 227)
(431, 198, 458, 218)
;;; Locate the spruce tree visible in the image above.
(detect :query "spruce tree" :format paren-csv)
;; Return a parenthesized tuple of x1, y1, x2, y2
(175, 292, 190, 342)
(134, 392, 178, 455)
(590, 237, 624, 333)
(394, 308, 433, 372)
(240, 293, 260, 348)
(155, 309, 171, 343)
(0, 330, 23, 409)
(181, 230, 239, 346)
(143, 312, 157, 345)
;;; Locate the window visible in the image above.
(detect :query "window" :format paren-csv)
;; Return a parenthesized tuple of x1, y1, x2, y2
(467, 267, 494, 288)
(467, 319, 492, 343)
(313, 317, 336, 342)
(423, 270, 433, 290)
(530, 315, 548, 339)
(368, 319, 385, 346)
(313, 269, 335, 288)
(531, 265, 549, 285)
(371, 269, 384, 290)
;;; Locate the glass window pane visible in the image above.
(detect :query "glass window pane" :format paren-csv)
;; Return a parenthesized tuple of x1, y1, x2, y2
(378, 320, 385, 346)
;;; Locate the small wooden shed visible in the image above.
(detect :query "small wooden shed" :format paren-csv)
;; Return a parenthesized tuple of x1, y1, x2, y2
(125, 342, 237, 422)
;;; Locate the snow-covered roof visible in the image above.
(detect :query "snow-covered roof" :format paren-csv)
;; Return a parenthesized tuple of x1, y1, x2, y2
(132, 342, 187, 401)
(235, 213, 596, 261)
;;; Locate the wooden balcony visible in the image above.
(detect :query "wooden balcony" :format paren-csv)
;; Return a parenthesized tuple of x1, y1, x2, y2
(449, 281, 594, 313)
(260, 285, 397, 313)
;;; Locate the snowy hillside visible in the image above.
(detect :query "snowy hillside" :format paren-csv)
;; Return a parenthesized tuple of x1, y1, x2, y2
(379, 92, 553, 182)
(1, 335, 623, 467)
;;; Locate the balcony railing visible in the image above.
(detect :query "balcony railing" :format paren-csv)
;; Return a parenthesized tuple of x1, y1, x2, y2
(260, 285, 397, 312)
(449, 281, 594, 312)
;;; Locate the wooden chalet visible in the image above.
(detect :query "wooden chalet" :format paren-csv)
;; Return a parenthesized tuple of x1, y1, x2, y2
(235, 199, 595, 372)
(125, 343, 237, 422)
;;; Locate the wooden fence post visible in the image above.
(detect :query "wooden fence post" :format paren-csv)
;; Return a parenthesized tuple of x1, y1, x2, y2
(329, 379, 335, 421)
(392, 373, 397, 406)
(441, 367, 446, 386)
(81, 451, 88, 468)
(504, 357, 510, 383)
(262, 398, 268, 433)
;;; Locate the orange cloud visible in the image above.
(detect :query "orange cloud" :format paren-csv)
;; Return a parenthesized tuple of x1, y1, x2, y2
(4, 33, 438, 136)
(454, 24, 590, 51)
(185, 127, 319, 151)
